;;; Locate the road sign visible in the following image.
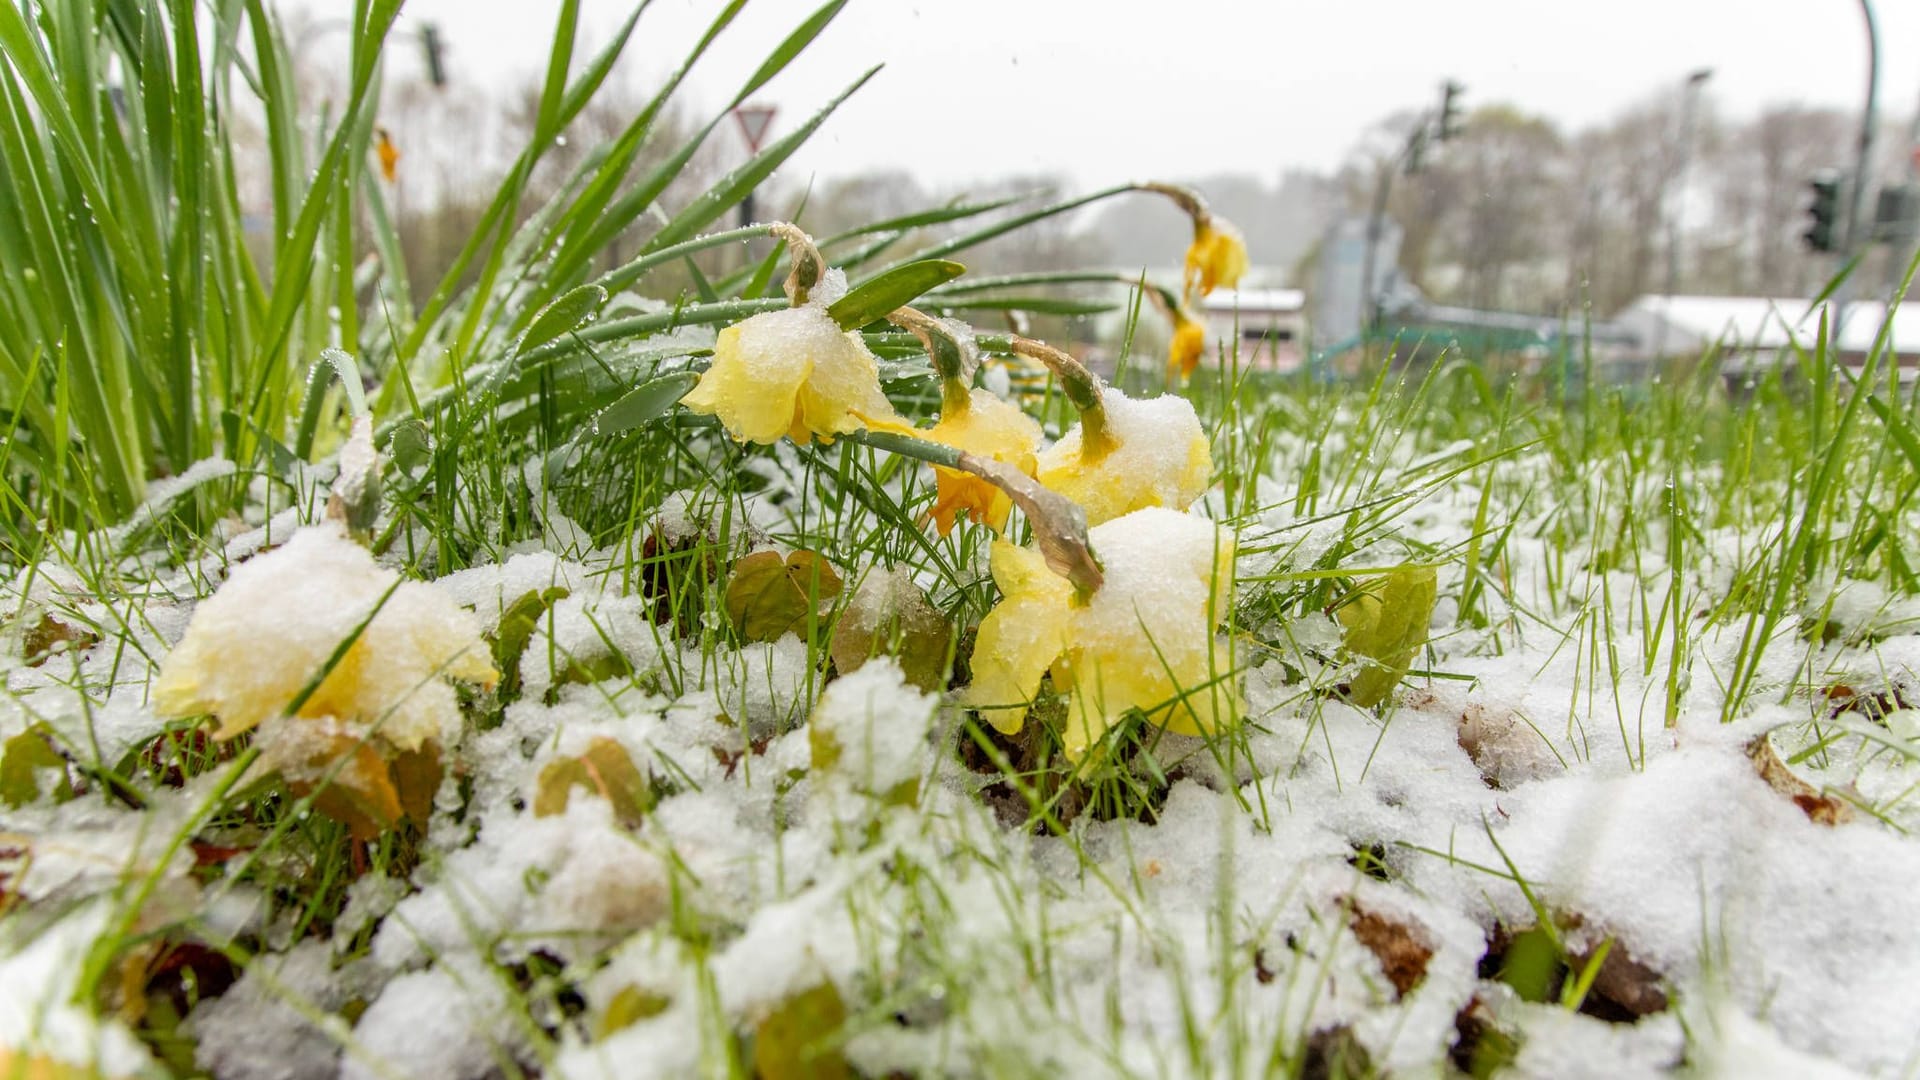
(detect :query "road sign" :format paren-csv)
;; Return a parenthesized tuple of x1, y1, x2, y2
(733, 105, 777, 154)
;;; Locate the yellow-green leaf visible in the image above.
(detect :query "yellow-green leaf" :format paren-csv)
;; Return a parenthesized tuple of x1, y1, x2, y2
(0, 725, 71, 808)
(1334, 567, 1437, 708)
(492, 587, 571, 700)
(597, 984, 672, 1038)
(725, 550, 842, 643)
(534, 736, 651, 827)
(753, 981, 851, 1080)
(828, 573, 951, 692)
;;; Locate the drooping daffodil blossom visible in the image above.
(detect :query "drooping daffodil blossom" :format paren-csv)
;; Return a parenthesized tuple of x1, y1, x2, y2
(961, 507, 1238, 758)
(1167, 306, 1207, 383)
(1138, 181, 1249, 303)
(680, 303, 911, 445)
(681, 223, 911, 446)
(1184, 217, 1248, 300)
(1034, 387, 1211, 526)
(154, 523, 497, 752)
(923, 388, 1043, 534)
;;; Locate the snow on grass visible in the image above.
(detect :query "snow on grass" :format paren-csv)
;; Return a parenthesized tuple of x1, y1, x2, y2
(4, 370, 1920, 1078)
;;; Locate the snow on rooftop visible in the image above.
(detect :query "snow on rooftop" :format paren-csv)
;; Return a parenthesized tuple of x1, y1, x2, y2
(1621, 294, 1919, 355)
(1201, 287, 1305, 314)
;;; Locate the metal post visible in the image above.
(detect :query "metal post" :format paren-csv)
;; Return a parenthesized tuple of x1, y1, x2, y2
(1844, 0, 1880, 254)
(1653, 69, 1712, 364)
(1830, 0, 1880, 351)
(1663, 70, 1713, 305)
(1359, 159, 1394, 343)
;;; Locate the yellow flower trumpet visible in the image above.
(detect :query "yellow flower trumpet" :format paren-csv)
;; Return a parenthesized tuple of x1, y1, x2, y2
(1012, 337, 1211, 526)
(961, 507, 1237, 758)
(680, 224, 909, 445)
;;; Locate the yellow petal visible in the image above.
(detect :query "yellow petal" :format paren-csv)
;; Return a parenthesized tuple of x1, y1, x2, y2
(1062, 509, 1238, 748)
(1184, 221, 1248, 299)
(923, 391, 1042, 533)
(959, 542, 1073, 734)
(1168, 318, 1206, 381)
(681, 315, 814, 445)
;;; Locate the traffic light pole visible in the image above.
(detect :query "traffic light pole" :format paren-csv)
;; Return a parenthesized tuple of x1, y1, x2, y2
(1358, 81, 1461, 345)
(1829, 0, 1879, 350)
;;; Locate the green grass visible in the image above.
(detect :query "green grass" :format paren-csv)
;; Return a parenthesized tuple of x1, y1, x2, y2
(6, 1, 1920, 1076)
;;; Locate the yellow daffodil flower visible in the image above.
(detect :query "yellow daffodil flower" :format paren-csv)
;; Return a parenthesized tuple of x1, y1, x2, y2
(375, 127, 400, 183)
(155, 524, 496, 752)
(1184, 219, 1248, 299)
(922, 389, 1043, 534)
(1034, 387, 1212, 526)
(1168, 311, 1206, 382)
(961, 508, 1237, 757)
(681, 304, 910, 445)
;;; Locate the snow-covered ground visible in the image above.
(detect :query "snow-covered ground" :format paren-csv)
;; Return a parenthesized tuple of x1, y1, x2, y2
(4, 387, 1918, 1080)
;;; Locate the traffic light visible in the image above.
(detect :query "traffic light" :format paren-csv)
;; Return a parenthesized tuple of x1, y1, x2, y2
(420, 23, 446, 88)
(1804, 171, 1843, 253)
(1438, 80, 1465, 141)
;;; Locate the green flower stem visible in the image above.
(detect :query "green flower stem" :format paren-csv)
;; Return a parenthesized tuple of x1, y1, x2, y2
(1136, 180, 1212, 230)
(887, 306, 978, 416)
(844, 428, 1103, 597)
(1010, 336, 1116, 459)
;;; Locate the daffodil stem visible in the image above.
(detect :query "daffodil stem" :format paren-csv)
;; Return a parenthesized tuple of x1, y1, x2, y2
(843, 428, 1104, 597)
(887, 305, 979, 416)
(844, 428, 962, 469)
(1010, 336, 1116, 459)
(1136, 180, 1212, 231)
(768, 222, 827, 306)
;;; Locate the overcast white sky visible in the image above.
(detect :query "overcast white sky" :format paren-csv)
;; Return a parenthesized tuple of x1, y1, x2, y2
(332, 0, 1920, 187)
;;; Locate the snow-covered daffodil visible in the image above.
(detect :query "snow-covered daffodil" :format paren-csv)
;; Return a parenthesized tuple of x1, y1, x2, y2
(680, 304, 911, 445)
(155, 524, 496, 752)
(1185, 219, 1248, 300)
(922, 388, 1042, 534)
(1034, 387, 1212, 526)
(961, 507, 1237, 758)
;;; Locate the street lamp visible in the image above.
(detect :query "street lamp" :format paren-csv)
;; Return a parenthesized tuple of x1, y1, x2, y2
(1653, 67, 1711, 362)
(1664, 68, 1713, 302)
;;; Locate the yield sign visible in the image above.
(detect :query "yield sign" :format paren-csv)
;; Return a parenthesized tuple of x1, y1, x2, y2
(733, 104, 778, 153)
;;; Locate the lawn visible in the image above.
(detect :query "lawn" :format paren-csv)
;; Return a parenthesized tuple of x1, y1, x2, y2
(3, 3, 1919, 1079)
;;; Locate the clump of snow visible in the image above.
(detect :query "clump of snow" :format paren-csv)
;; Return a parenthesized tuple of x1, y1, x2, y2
(189, 941, 355, 1080)
(0, 901, 158, 1077)
(808, 658, 935, 819)
(1035, 387, 1212, 522)
(432, 550, 586, 634)
(342, 953, 520, 1080)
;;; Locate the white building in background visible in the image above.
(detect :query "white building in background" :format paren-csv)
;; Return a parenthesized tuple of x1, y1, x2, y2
(1200, 288, 1306, 372)
(1615, 295, 1920, 369)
